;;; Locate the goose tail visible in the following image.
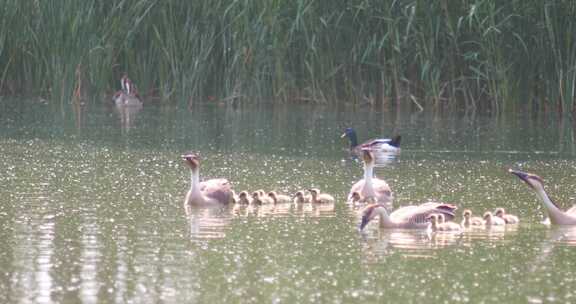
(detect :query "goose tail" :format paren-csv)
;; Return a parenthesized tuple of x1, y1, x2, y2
(388, 135, 402, 148)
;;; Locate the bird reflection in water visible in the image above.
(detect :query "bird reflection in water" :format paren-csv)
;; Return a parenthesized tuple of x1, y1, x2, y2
(190, 200, 337, 239)
(359, 217, 520, 260)
(115, 102, 142, 132)
(187, 206, 232, 240)
(549, 226, 576, 246)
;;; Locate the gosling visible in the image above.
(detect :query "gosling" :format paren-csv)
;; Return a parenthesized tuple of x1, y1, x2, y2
(308, 188, 335, 204)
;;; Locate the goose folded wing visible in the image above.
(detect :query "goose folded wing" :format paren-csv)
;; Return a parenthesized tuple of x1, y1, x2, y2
(390, 202, 457, 224)
(199, 179, 232, 202)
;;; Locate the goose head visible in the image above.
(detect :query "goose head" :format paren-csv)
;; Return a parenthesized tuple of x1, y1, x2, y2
(463, 209, 472, 219)
(437, 213, 446, 223)
(350, 191, 361, 202)
(182, 153, 200, 171)
(294, 191, 305, 199)
(483, 211, 493, 222)
(494, 208, 506, 217)
(239, 191, 249, 200)
(509, 169, 544, 190)
(426, 214, 439, 225)
(361, 149, 375, 165)
(359, 204, 387, 230)
(308, 188, 320, 198)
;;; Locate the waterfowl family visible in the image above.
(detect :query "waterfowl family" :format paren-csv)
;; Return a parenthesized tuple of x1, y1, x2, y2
(428, 214, 462, 232)
(461, 209, 485, 227)
(268, 191, 292, 204)
(494, 208, 519, 224)
(113, 74, 142, 107)
(183, 153, 234, 207)
(308, 189, 335, 204)
(483, 212, 506, 226)
(359, 202, 457, 230)
(510, 169, 576, 225)
(348, 149, 393, 208)
(341, 127, 401, 155)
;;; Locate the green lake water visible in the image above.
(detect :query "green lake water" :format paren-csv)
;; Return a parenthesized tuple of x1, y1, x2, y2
(1, 99, 576, 303)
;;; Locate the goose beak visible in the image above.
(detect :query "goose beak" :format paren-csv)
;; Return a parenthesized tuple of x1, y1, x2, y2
(509, 169, 528, 180)
(509, 169, 534, 188)
(182, 154, 199, 169)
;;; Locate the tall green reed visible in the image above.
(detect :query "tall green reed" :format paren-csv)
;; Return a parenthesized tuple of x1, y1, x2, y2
(1, 0, 575, 113)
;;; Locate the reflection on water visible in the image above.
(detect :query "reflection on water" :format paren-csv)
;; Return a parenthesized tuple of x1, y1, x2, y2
(115, 103, 142, 132)
(189, 202, 337, 240)
(359, 215, 521, 261)
(188, 207, 232, 240)
(548, 226, 576, 246)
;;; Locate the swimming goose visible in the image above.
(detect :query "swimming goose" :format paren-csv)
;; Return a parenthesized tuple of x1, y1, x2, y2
(510, 169, 576, 225)
(348, 191, 362, 205)
(183, 153, 234, 207)
(494, 207, 519, 224)
(348, 149, 393, 208)
(359, 202, 457, 230)
(237, 191, 252, 205)
(461, 209, 484, 227)
(268, 191, 292, 204)
(341, 128, 401, 155)
(483, 211, 506, 226)
(308, 188, 335, 204)
(428, 214, 462, 232)
(293, 191, 311, 204)
(113, 74, 142, 107)
(252, 191, 273, 205)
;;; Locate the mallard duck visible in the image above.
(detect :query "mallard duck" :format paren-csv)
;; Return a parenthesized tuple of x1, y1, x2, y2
(494, 207, 519, 224)
(341, 127, 401, 155)
(348, 149, 393, 208)
(308, 188, 335, 204)
(359, 202, 457, 230)
(510, 169, 576, 225)
(182, 153, 234, 206)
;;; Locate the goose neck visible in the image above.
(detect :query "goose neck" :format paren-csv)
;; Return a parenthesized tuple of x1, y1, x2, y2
(376, 207, 392, 227)
(190, 169, 200, 193)
(364, 163, 374, 182)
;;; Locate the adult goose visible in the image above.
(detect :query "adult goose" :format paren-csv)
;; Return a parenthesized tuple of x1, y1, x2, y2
(113, 74, 142, 107)
(510, 169, 576, 225)
(183, 153, 234, 207)
(348, 149, 393, 208)
(341, 127, 401, 155)
(359, 202, 457, 230)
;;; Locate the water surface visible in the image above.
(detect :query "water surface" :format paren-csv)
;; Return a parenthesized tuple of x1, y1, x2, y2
(1, 99, 576, 303)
